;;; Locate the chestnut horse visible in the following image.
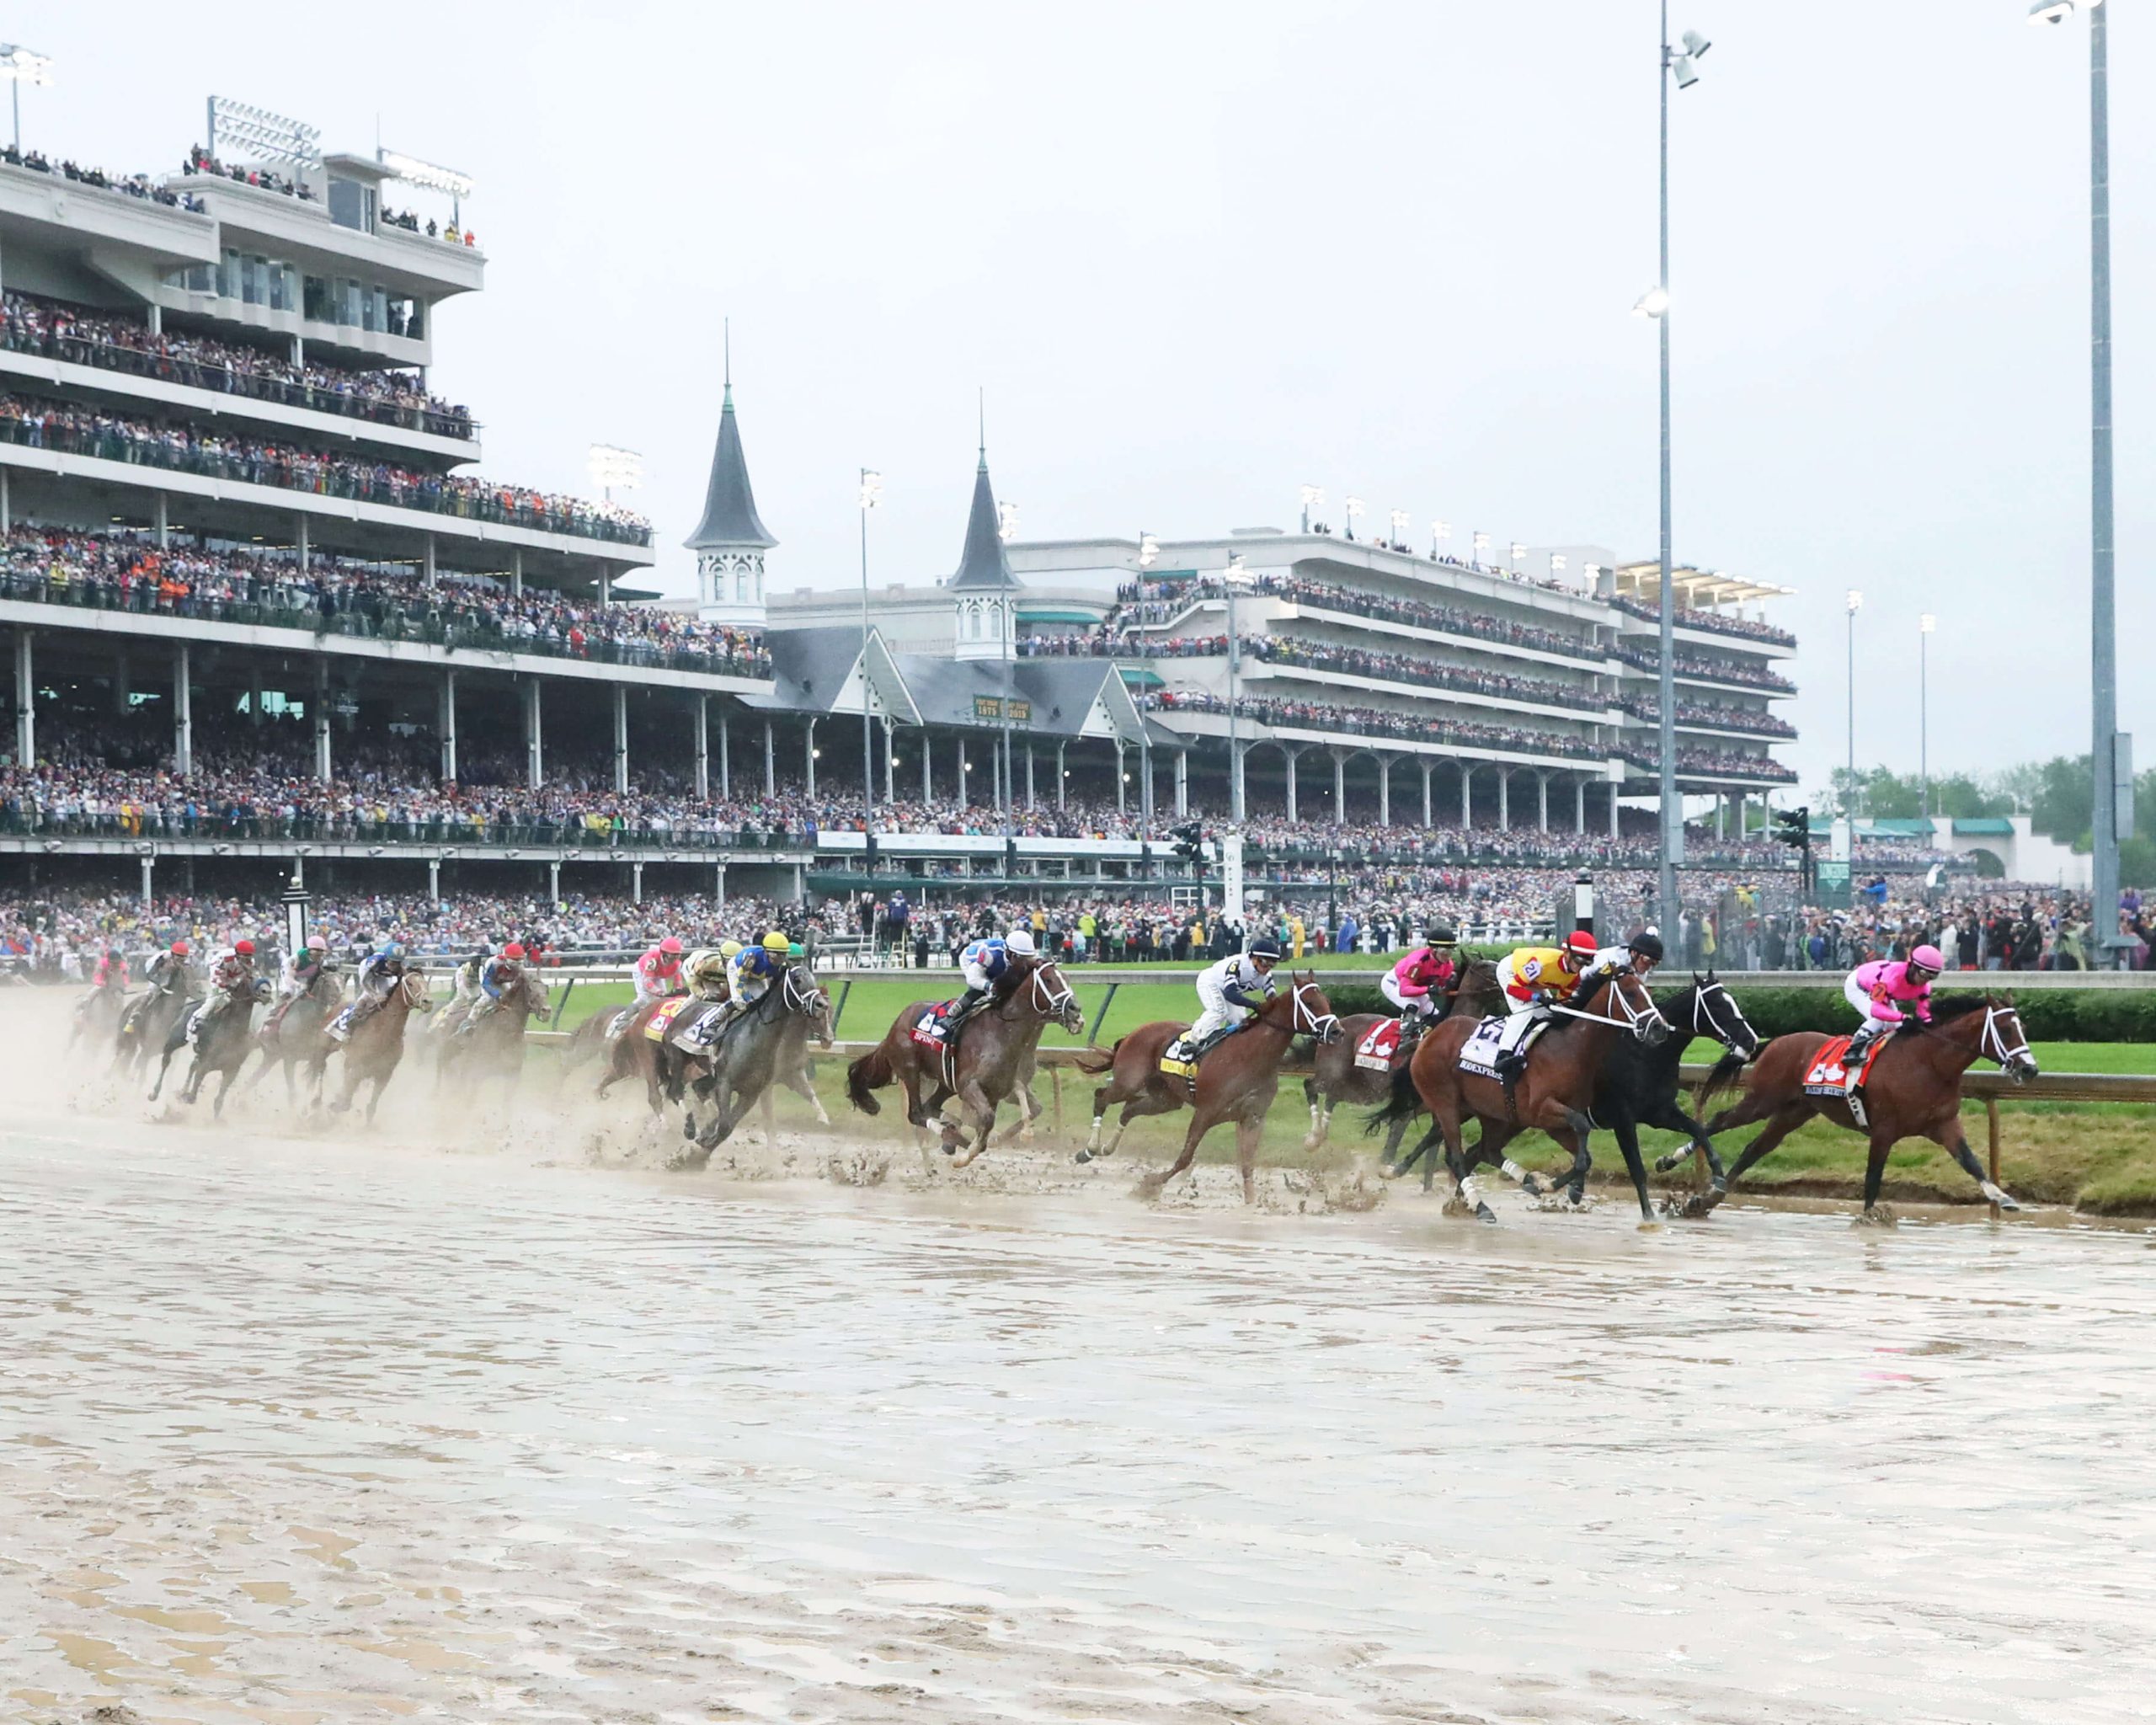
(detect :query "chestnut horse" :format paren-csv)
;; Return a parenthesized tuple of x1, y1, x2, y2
(1300, 959, 1503, 1156)
(1662, 993, 2036, 1220)
(1073, 972, 1343, 1204)
(845, 955, 1083, 1166)
(1374, 966, 1668, 1221)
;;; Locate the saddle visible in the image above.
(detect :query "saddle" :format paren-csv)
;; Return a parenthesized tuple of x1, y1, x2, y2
(1802, 1033, 1891, 1126)
(668, 1003, 727, 1052)
(642, 997, 694, 1042)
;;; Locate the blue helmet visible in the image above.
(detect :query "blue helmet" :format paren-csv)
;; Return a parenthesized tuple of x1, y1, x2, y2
(378, 941, 404, 960)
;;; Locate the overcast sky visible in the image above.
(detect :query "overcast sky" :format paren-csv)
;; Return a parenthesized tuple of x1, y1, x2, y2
(9, 0, 2149, 798)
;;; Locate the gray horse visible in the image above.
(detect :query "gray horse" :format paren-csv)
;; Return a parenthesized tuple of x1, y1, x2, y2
(669, 965, 832, 1162)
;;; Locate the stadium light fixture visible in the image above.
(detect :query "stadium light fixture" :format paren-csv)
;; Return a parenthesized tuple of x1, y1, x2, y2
(1551, 553, 1568, 574)
(588, 443, 643, 501)
(859, 467, 883, 830)
(1138, 532, 1159, 569)
(1343, 496, 1365, 541)
(206, 96, 321, 169)
(1471, 531, 1491, 565)
(1389, 508, 1410, 543)
(1633, 286, 1670, 318)
(1299, 483, 1324, 531)
(997, 500, 1020, 542)
(1508, 542, 1526, 568)
(378, 148, 476, 200)
(2028, 0, 2091, 21)
(0, 43, 54, 155)
(858, 469, 883, 510)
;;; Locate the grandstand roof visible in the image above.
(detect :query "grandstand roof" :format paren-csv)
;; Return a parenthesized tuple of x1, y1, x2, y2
(947, 451, 1019, 592)
(1611, 562, 1792, 609)
(683, 376, 776, 553)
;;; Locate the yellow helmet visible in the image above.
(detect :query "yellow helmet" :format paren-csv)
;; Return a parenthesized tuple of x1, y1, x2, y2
(719, 940, 744, 959)
(762, 930, 791, 953)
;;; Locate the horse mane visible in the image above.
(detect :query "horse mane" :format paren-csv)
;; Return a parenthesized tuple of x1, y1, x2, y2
(1927, 994, 1991, 1025)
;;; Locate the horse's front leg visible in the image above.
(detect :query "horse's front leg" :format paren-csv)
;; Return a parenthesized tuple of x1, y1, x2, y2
(947, 1080, 998, 1167)
(785, 1065, 830, 1127)
(1640, 1096, 1727, 1213)
(1930, 1116, 2020, 1213)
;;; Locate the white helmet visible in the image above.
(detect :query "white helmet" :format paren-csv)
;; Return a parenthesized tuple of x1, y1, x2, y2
(1005, 929, 1038, 957)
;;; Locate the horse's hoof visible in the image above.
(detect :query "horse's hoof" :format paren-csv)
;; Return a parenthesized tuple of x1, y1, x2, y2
(1377, 1162, 1398, 1180)
(1520, 1172, 1551, 1198)
(1074, 1148, 1093, 1165)
(1636, 1217, 1664, 1233)
(1673, 1190, 1718, 1220)
(1854, 1204, 1898, 1228)
(1652, 1151, 1687, 1176)
(1440, 1195, 1473, 1218)
(1474, 1202, 1499, 1224)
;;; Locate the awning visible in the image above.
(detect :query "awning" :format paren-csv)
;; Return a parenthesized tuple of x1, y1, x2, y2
(1017, 608, 1102, 624)
(1118, 665, 1166, 689)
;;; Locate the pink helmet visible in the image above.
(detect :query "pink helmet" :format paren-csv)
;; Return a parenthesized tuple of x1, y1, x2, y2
(659, 937, 684, 955)
(1909, 944, 1945, 973)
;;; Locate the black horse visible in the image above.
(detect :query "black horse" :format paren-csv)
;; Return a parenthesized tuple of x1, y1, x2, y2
(1380, 975, 1759, 1220)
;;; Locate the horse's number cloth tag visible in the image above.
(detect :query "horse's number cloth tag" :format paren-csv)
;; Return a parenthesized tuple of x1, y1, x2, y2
(1802, 1034, 1886, 1095)
(1354, 1019, 1404, 1071)
(910, 1002, 958, 1049)
(1160, 1033, 1200, 1081)
(672, 1005, 724, 1049)
(327, 1003, 356, 1039)
(1458, 1015, 1507, 1079)
(643, 997, 693, 1041)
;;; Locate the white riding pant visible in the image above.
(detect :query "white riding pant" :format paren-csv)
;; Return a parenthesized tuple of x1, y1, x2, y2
(1380, 975, 1435, 1020)
(1844, 975, 1892, 1024)
(1495, 1001, 1550, 1054)
(1190, 978, 1247, 1044)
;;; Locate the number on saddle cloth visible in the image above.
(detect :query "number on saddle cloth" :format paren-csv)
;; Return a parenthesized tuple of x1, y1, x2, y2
(910, 1001, 958, 1051)
(1802, 1034, 1889, 1125)
(1353, 1019, 1404, 1071)
(642, 998, 693, 1042)
(669, 1004, 726, 1051)
(1456, 1014, 1530, 1080)
(326, 1002, 357, 1042)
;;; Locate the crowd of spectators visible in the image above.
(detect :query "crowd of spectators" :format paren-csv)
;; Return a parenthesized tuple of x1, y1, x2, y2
(1140, 689, 1606, 761)
(376, 206, 478, 247)
(0, 526, 770, 677)
(1107, 574, 1606, 663)
(0, 393, 650, 545)
(1614, 595, 1796, 649)
(2, 144, 207, 214)
(179, 145, 312, 203)
(1614, 643, 1796, 693)
(3, 291, 472, 437)
(1618, 693, 1798, 739)
(1615, 742, 1798, 783)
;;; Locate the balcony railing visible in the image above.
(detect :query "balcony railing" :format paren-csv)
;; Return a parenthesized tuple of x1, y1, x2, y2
(0, 411, 652, 547)
(0, 569, 771, 681)
(0, 809, 814, 852)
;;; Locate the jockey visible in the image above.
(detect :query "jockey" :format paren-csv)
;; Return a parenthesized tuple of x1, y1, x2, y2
(948, 928, 1035, 1038)
(633, 937, 687, 1007)
(146, 938, 192, 993)
(270, 936, 332, 1028)
(457, 943, 527, 1033)
(1189, 937, 1283, 1057)
(188, 939, 257, 1044)
(337, 942, 408, 1039)
(1592, 928, 1664, 981)
(1489, 929, 1604, 1075)
(451, 947, 492, 1012)
(1841, 944, 1943, 1081)
(683, 946, 733, 1002)
(710, 932, 792, 1036)
(91, 943, 131, 992)
(1381, 927, 1460, 1028)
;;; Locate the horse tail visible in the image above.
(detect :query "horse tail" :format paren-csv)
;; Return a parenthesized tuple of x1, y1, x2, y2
(1071, 1039, 1119, 1076)
(1364, 1056, 1425, 1135)
(1693, 1047, 1749, 1118)
(846, 1041, 892, 1114)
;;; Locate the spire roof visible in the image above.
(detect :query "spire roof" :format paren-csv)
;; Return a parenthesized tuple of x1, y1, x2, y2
(947, 446, 1018, 592)
(683, 337, 776, 553)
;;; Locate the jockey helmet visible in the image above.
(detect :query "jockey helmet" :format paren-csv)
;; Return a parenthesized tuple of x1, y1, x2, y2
(1628, 931, 1666, 964)
(1005, 929, 1037, 957)
(383, 943, 405, 961)
(170, 939, 189, 957)
(1562, 930, 1599, 967)
(233, 939, 255, 957)
(504, 943, 527, 961)
(1428, 925, 1459, 946)
(1908, 943, 1944, 976)
(762, 931, 791, 953)
(720, 940, 744, 959)
(659, 937, 684, 955)
(1248, 937, 1283, 964)
(307, 934, 327, 951)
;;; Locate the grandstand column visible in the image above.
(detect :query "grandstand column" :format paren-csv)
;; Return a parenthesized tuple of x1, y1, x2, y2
(549, 859, 561, 901)
(1174, 749, 1188, 817)
(1056, 740, 1067, 809)
(804, 718, 817, 796)
(1374, 753, 1393, 826)
(1115, 740, 1127, 814)
(718, 716, 731, 798)
(1420, 759, 1433, 827)
(139, 853, 153, 909)
(957, 736, 968, 802)
(600, 569, 612, 606)
(763, 721, 774, 798)
(296, 514, 309, 574)
(632, 862, 643, 904)
(173, 644, 192, 775)
(524, 680, 543, 788)
(1026, 744, 1036, 809)
(0, 470, 8, 535)
(1538, 771, 1550, 833)
(883, 718, 896, 804)
(1576, 777, 1586, 835)
(713, 862, 727, 910)
(692, 695, 708, 800)
(423, 537, 436, 590)
(313, 660, 331, 782)
(1498, 768, 1511, 832)
(152, 492, 168, 549)
(1608, 782, 1619, 838)
(113, 649, 131, 716)
(612, 686, 630, 794)
(12, 628, 30, 764)
(1331, 749, 1349, 828)
(1139, 739, 1153, 825)
(510, 550, 523, 598)
(1283, 744, 1303, 823)
(1460, 763, 1472, 826)
(428, 857, 440, 900)
(440, 671, 458, 782)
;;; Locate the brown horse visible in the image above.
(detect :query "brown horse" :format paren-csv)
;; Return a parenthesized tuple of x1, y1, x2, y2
(435, 964, 551, 1109)
(327, 967, 433, 1124)
(1300, 959, 1502, 1156)
(1073, 972, 1344, 1204)
(845, 955, 1083, 1166)
(584, 996, 675, 1117)
(1671, 994, 2036, 1220)
(1390, 966, 1669, 1221)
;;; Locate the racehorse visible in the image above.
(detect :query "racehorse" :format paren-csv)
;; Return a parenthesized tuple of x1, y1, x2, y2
(114, 974, 191, 1082)
(68, 980, 129, 1055)
(1370, 966, 1668, 1221)
(1660, 993, 2036, 1220)
(245, 970, 347, 1108)
(150, 977, 272, 1117)
(672, 964, 833, 1159)
(577, 996, 671, 1114)
(326, 967, 432, 1124)
(1073, 972, 1344, 1204)
(1383, 975, 1760, 1221)
(1300, 959, 1502, 1157)
(435, 965, 551, 1108)
(845, 955, 1083, 1167)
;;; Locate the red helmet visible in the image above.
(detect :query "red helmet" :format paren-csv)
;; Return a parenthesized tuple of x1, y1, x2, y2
(234, 939, 255, 957)
(659, 937, 683, 955)
(504, 943, 527, 961)
(170, 939, 189, 957)
(1564, 930, 1599, 959)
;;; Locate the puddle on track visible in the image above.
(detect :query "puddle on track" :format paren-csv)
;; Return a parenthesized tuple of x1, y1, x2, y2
(2, 1093, 2153, 1723)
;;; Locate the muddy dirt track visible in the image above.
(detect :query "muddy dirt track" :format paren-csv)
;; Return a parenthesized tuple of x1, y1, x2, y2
(3, 1032, 2153, 1722)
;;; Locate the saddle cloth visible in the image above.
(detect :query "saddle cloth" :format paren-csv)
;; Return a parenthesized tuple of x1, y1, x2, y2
(1802, 1034, 1886, 1096)
(642, 997, 694, 1041)
(1457, 1015, 1508, 1080)
(910, 1001, 958, 1051)
(1354, 1019, 1405, 1071)
(1159, 1033, 1200, 1083)
(670, 1003, 726, 1051)
(325, 1002, 357, 1041)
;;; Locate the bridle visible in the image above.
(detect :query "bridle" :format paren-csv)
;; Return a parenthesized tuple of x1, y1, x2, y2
(1021, 959, 1081, 1029)
(1689, 980, 1758, 1058)
(1289, 977, 1342, 1044)
(782, 965, 829, 1023)
(1980, 1002, 2036, 1080)
(1550, 967, 1670, 1039)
